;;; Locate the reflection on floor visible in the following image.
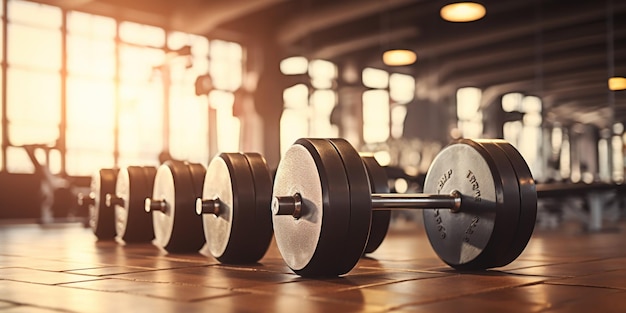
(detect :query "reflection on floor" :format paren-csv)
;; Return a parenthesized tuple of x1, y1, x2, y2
(0, 218, 625, 312)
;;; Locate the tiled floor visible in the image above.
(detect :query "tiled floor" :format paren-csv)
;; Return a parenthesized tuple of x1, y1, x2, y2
(1, 219, 625, 312)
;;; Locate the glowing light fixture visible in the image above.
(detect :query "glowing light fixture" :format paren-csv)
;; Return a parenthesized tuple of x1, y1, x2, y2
(608, 76, 626, 91)
(382, 49, 417, 66)
(440, 2, 486, 22)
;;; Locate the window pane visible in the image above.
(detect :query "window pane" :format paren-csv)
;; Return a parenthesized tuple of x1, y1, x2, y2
(8, 0, 61, 28)
(283, 84, 308, 110)
(502, 92, 523, 112)
(67, 35, 115, 78)
(389, 73, 415, 104)
(6, 146, 34, 173)
(66, 150, 114, 176)
(119, 21, 165, 47)
(120, 45, 165, 83)
(363, 90, 390, 143)
(169, 96, 208, 163)
(280, 109, 309, 156)
(118, 81, 163, 167)
(66, 77, 115, 175)
(210, 40, 242, 91)
(362, 67, 388, 89)
(67, 11, 115, 38)
(310, 90, 337, 137)
(8, 24, 61, 70)
(7, 69, 60, 145)
(280, 56, 308, 75)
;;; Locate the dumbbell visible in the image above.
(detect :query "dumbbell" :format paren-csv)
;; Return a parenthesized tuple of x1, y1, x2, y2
(195, 153, 274, 263)
(105, 166, 157, 243)
(78, 169, 119, 240)
(145, 160, 206, 253)
(271, 138, 537, 277)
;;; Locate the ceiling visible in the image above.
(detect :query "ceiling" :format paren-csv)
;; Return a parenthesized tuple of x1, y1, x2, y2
(43, 0, 626, 130)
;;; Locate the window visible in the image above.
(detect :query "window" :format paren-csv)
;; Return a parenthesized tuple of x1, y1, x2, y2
(1, 2, 247, 175)
(502, 93, 543, 180)
(66, 11, 116, 175)
(279, 58, 338, 156)
(456, 87, 483, 139)
(6, 0, 62, 173)
(280, 84, 309, 155)
(362, 89, 390, 143)
(207, 39, 243, 154)
(118, 24, 166, 167)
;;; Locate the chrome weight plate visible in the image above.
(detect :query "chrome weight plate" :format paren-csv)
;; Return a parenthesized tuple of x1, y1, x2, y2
(423, 139, 518, 269)
(327, 139, 372, 271)
(491, 140, 537, 266)
(272, 138, 352, 277)
(89, 168, 118, 240)
(114, 166, 155, 243)
(200, 153, 257, 263)
(151, 161, 205, 253)
(361, 155, 391, 254)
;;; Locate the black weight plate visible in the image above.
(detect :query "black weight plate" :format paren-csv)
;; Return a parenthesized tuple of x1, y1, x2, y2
(491, 140, 537, 266)
(151, 161, 204, 253)
(182, 162, 207, 251)
(473, 140, 522, 268)
(327, 138, 372, 273)
(361, 155, 391, 254)
(89, 168, 118, 240)
(242, 153, 274, 262)
(422, 139, 518, 270)
(272, 138, 352, 277)
(201, 153, 256, 263)
(114, 166, 155, 243)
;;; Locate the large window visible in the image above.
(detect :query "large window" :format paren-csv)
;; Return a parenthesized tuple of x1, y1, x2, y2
(0, 0, 246, 175)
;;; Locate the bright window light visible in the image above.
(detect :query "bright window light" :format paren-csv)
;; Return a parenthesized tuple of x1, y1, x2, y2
(362, 67, 389, 89)
(280, 56, 308, 75)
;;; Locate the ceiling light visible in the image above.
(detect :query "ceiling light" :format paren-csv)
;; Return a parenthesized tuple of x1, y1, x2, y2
(608, 76, 626, 91)
(382, 49, 417, 66)
(440, 2, 486, 22)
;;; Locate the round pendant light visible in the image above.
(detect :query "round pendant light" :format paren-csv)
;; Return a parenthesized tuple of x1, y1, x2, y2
(609, 77, 626, 91)
(440, 2, 486, 22)
(383, 49, 417, 66)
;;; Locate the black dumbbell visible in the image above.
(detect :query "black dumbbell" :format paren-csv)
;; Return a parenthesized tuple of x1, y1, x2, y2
(105, 166, 157, 243)
(145, 160, 206, 253)
(271, 138, 537, 277)
(195, 153, 274, 263)
(78, 168, 119, 240)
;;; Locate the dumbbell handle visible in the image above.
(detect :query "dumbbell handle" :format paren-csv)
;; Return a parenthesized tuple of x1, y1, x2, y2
(371, 191, 461, 212)
(196, 198, 221, 216)
(145, 198, 168, 213)
(77, 192, 96, 207)
(273, 190, 461, 219)
(105, 194, 125, 208)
